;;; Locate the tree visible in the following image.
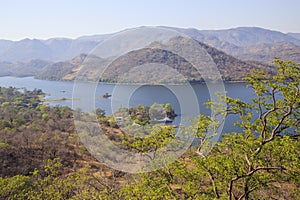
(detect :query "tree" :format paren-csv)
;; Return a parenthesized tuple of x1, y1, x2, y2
(221, 59, 300, 199)
(122, 59, 300, 199)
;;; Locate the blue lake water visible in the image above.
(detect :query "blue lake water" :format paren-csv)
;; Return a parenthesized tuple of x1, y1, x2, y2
(0, 76, 256, 133)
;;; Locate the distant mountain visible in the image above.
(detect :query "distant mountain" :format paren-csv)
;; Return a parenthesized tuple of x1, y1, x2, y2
(35, 37, 273, 83)
(0, 40, 14, 55)
(287, 33, 300, 41)
(198, 27, 300, 46)
(231, 42, 300, 64)
(0, 61, 17, 76)
(1, 26, 299, 65)
(163, 26, 300, 46)
(35, 54, 87, 81)
(0, 59, 52, 77)
(0, 38, 101, 62)
(0, 39, 52, 62)
(76, 33, 113, 42)
(165, 27, 300, 64)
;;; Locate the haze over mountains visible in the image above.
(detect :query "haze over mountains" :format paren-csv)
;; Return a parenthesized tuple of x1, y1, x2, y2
(1, 27, 300, 63)
(0, 26, 299, 81)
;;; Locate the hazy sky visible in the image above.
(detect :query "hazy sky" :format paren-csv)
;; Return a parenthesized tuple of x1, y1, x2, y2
(1, 0, 300, 40)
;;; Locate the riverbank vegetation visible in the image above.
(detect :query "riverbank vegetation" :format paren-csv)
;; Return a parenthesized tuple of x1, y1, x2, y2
(0, 59, 299, 199)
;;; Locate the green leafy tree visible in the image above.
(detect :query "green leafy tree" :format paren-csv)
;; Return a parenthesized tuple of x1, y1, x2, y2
(121, 59, 300, 200)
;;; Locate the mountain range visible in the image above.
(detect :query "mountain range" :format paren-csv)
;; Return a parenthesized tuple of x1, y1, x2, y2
(1, 27, 300, 63)
(0, 26, 299, 81)
(35, 37, 273, 83)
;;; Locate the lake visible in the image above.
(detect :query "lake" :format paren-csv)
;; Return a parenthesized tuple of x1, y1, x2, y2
(0, 76, 255, 133)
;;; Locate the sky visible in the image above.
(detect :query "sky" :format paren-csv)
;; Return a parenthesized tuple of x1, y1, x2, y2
(1, 0, 300, 41)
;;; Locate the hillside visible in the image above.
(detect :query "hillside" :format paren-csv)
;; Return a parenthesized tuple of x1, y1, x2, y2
(36, 37, 273, 83)
(167, 27, 300, 64)
(35, 54, 87, 81)
(288, 32, 300, 40)
(196, 41, 273, 80)
(0, 59, 52, 77)
(231, 42, 300, 64)
(1, 26, 299, 80)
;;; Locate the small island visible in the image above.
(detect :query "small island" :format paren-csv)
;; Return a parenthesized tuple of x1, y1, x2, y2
(112, 102, 177, 126)
(99, 92, 112, 98)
